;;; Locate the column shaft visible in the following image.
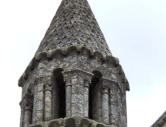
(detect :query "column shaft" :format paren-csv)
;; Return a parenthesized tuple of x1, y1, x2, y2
(71, 75, 84, 117)
(84, 81, 89, 117)
(32, 79, 44, 123)
(66, 84, 72, 117)
(20, 107, 24, 127)
(32, 85, 37, 123)
(109, 87, 120, 126)
(63, 71, 91, 117)
(23, 108, 32, 127)
(44, 85, 52, 121)
(102, 88, 109, 124)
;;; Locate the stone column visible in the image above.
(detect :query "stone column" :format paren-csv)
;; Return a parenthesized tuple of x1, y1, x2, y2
(83, 79, 90, 117)
(32, 84, 37, 123)
(121, 92, 127, 127)
(20, 104, 24, 127)
(101, 87, 109, 124)
(32, 78, 44, 123)
(70, 72, 87, 117)
(66, 81, 72, 117)
(109, 84, 120, 126)
(44, 83, 52, 121)
(63, 73, 72, 117)
(23, 105, 32, 127)
(63, 70, 91, 117)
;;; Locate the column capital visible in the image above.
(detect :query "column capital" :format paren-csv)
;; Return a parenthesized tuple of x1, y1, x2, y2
(24, 104, 33, 111)
(84, 79, 90, 87)
(35, 75, 52, 84)
(102, 88, 109, 94)
(102, 78, 117, 89)
(22, 99, 33, 111)
(62, 72, 71, 85)
(20, 93, 33, 108)
(44, 84, 52, 91)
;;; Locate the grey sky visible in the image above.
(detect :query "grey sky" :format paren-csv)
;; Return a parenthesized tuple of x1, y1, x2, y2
(0, 0, 166, 127)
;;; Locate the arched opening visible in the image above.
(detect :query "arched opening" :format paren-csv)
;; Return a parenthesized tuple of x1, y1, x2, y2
(89, 71, 102, 120)
(53, 68, 66, 118)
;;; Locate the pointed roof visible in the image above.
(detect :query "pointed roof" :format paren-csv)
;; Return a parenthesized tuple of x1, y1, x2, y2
(36, 0, 112, 56)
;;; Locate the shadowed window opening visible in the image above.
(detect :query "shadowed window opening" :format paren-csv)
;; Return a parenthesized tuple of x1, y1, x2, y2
(53, 68, 66, 118)
(25, 89, 34, 125)
(89, 71, 102, 119)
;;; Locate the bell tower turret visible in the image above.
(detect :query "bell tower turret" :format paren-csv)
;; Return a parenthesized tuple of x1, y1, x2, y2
(18, 0, 130, 127)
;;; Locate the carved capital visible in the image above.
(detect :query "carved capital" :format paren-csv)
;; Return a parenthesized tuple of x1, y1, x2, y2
(102, 88, 109, 94)
(84, 79, 90, 87)
(62, 72, 72, 85)
(102, 78, 114, 89)
(44, 84, 52, 91)
(24, 104, 33, 111)
(21, 94, 33, 110)
(35, 75, 52, 84)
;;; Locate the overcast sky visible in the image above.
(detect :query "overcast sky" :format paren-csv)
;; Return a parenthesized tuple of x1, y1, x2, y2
(0, 0, 166, 127)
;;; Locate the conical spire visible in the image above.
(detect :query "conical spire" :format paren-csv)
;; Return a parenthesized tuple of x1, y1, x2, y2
(37, 0, 111, 56)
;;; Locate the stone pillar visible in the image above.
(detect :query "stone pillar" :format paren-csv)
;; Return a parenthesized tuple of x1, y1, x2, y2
(63, 70, 91, 117)
(32, 84, 37, 123)
(83, 79, 90, 117)
(65, 79, 72, 117)
(121, 92, 127, 127)
(23, 105, 32, 127)
(20, 104, 24, 127)
(71, 75, 84, 117)
(109, 84, 120, 126)
(21, 94, 33, 127)
(101, 87, 109, 124)
(44, 83, 52, 121)
(32, 78, 44, 123)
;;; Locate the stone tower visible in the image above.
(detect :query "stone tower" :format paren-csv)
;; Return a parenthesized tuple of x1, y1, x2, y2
(18, 0, 130, 127)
